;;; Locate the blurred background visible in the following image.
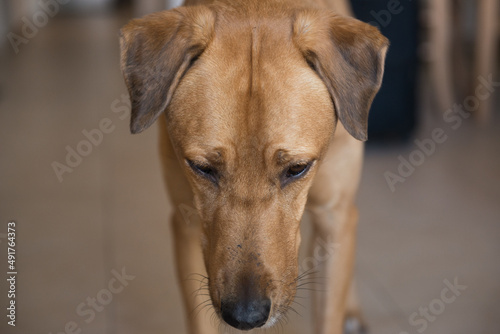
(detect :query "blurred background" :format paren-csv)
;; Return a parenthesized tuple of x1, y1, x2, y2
(0, 0, 499, 333)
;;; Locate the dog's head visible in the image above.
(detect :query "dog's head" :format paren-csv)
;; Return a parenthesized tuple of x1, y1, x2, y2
(120, 4, 387, 330)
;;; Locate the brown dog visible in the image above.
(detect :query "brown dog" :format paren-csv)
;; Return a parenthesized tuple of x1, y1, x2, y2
(120, 0, 387, 333)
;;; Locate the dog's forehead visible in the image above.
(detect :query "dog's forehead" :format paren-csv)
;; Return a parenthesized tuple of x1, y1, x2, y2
(167, 13, 335, 159)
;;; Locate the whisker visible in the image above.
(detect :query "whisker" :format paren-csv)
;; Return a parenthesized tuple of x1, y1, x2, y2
(194, 302, 215, 322)
(185, 273, 209, 283)
(291, 299, 306, 309)
(296, 281, 322, 288)
(286, 305, 302, 317)
(191, 298, 212, 318)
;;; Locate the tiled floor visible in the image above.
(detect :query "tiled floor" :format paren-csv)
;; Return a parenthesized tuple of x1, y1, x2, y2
(0, 9, 499, 334)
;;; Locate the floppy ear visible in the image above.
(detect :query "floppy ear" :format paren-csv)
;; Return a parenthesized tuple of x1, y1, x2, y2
(119, 6, 215, 134)
(293, 10, 389, 141)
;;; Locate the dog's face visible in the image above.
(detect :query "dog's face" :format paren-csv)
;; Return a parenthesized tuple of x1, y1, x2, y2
(166, 17, 336, 328)
(120, 4, 387, 330)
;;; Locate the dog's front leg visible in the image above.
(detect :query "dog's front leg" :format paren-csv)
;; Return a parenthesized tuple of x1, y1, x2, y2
(160, 125, 219, 334)
(308, 203, 359, 334)
(306, 131, 365, 334)
(170, 210, 219, 334)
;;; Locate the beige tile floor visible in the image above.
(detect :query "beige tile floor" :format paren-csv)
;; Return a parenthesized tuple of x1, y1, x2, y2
(0, 10, 499, 334)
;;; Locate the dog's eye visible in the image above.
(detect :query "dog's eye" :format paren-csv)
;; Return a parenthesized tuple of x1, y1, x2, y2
(281, 162, 312, 187)
(306, 58, 317, 72)
(286, 164, 309, 178)
(187, 160, 218, 183)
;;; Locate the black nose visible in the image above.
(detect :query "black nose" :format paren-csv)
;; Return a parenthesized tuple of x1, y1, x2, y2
(221, 298, 271, 330)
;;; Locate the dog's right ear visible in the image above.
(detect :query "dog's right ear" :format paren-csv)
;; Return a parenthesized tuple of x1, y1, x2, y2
(120, 6, 215, 134)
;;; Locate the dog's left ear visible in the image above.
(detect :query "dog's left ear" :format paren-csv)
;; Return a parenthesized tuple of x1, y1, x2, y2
(293, 10, 389, 141)
(120, 6, 215, 134)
